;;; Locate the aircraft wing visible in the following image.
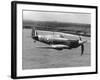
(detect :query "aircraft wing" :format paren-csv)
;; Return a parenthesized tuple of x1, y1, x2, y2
(36, 45, 70, 50)
(36, 46, 54, 49)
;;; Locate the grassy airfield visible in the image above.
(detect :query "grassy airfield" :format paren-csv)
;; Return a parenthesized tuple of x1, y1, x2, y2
(22, 29, 91, 69)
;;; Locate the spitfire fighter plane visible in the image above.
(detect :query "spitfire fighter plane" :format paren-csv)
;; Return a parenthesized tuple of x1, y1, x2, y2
(31, 27, 87, 56)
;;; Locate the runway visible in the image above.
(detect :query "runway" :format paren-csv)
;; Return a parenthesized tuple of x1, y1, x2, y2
(22, 29, 91, 70)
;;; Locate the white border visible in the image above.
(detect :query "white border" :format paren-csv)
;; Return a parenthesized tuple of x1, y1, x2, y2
(17, 3, 96, 77)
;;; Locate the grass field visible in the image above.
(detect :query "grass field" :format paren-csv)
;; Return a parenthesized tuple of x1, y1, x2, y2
(22, 29, 91, 70)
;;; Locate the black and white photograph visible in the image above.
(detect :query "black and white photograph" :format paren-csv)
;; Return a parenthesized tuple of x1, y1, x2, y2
(11, 1, 97, 79)
(22, 10, 91, 69)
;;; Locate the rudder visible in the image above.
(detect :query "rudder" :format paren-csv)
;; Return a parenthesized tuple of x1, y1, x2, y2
(31, 27, 38, 38)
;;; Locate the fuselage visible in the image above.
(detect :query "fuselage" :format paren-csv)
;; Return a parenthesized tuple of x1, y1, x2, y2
(32, 35, 80, 49)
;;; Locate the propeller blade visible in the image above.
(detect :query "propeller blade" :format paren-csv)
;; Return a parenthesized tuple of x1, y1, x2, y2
(81, 44, 84, 56)
(79, 36, 82, 40)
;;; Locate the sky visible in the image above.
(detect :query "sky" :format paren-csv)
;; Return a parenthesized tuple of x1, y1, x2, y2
(23, 10, 91, 24)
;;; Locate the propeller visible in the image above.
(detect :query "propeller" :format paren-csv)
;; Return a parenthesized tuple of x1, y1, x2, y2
(79, 36, 82, 40)
(81, 44, 84, 56)
(78, 36, 85, 56)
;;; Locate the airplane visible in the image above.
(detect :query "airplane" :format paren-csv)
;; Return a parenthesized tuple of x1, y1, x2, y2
(31, 27, 87, 56)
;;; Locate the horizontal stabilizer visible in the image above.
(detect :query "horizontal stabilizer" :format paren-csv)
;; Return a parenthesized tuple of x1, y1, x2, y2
(36, 46, 53, 49)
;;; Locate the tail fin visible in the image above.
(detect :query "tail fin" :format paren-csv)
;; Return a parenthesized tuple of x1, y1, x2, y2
(32, 27, 38, 37)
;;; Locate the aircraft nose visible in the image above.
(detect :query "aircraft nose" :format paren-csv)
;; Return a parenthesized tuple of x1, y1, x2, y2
(79, 40, 83, 44)
(79, 40, 87, 44)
